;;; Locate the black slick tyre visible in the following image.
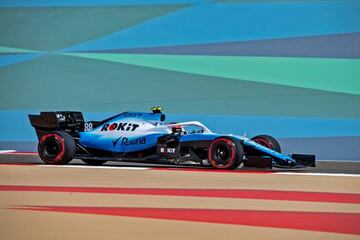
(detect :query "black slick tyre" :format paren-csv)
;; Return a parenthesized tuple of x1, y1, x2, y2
(251, 135, 281, 153)
(208, 137, 244, 170)
(38, 131, 76, 164)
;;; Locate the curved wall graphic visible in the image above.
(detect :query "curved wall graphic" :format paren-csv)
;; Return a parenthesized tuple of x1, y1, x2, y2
(0, 0, 359, 160)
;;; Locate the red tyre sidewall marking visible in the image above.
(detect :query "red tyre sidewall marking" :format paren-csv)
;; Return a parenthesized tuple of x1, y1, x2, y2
(40, 134, 65, 163)
(208, 138, 235, 169)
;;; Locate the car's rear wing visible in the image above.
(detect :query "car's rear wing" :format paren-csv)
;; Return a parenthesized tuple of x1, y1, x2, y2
(29, 111, 85, 139)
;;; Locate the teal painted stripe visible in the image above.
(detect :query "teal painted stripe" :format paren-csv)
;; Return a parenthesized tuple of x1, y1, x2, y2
(1, 54, 358, 118)
(0, 46, 39, 53)
(64, 53, 360, 95)
(0, 0, 208, 7)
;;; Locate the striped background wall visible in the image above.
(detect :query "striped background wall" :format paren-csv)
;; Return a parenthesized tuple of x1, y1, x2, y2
(0, 0, 359, 160)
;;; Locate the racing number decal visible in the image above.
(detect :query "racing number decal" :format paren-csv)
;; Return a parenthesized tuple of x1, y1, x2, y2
(84, 122, 93, 132)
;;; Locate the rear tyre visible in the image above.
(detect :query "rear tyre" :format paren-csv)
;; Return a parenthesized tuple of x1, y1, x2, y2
(208, 137, 244, 170)
(81, 159, 108, 166)
(38, 131, 76, 164)
(251, 135, 281, 153)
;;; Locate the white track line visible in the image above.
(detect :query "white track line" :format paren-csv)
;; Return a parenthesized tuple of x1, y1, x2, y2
(4, 152, 38, 155)
(0, 150, 16, 154)
(39, 165, 150, 170)
(274, 172, 360, 177)
(317, 160, 360, 163)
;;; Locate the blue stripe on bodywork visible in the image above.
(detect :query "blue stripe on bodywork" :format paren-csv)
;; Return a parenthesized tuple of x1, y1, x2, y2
(241, 138, 293, 163)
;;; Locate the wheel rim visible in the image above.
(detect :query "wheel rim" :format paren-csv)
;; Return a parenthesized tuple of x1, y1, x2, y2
(39, 134, 64, 163)
(214, 145, 230, 164)
(44, 139, 61, 158)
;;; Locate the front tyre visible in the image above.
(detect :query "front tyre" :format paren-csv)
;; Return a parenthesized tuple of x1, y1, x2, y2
(208, 137, 244, 170)
(38, 131, 76, 164)
(251, 135, 281, 153)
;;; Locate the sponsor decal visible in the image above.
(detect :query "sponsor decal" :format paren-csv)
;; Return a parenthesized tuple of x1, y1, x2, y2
(56, 113, 66, 121)
(112, 136, 146, 147)
(101, 122, 139, 132)
(112, 136, 122, 147)
(121, 137, 146, 146)
(84, 122, 93, 132)
(159, 147, 176, 154)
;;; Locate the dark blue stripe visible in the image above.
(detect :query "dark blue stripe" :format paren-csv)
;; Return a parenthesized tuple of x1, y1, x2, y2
(94, 33, 360, 58)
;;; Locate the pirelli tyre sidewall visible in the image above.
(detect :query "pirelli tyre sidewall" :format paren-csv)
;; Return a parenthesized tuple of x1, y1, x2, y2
(208, 137, 244, 170)
(251, 135, 281, 153)
(38, 131, 76, 164)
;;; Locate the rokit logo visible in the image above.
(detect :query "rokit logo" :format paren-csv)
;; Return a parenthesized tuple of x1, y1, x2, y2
(112, 136, 146, 147)
(101, 122, 139, 132)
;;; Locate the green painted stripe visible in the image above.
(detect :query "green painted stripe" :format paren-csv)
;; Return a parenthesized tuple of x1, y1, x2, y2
(0, 46, 39, 53)
(1, 54, 359, 118)
(64, 53, 360, 95)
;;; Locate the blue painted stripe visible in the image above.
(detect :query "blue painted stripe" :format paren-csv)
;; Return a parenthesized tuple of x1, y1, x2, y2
(0, 53, 43, 68)
(1, 111, 359, 141)
(170, 114, 360, 139)
(101, 32, 360, 59)
(65, 2, 360, 51)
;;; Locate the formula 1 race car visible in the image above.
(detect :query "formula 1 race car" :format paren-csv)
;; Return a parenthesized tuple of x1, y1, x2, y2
(29, 107, 315, 169)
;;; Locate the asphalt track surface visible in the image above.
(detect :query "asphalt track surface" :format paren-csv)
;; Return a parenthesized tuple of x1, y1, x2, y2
(1, 153, 359, 240)
(0, 153, 359, 174)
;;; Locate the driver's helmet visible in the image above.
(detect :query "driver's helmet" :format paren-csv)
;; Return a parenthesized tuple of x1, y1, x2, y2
(169, 123, 185, 135)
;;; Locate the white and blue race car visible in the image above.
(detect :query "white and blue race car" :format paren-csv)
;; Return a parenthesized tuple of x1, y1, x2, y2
(29, 107, 315, 169)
